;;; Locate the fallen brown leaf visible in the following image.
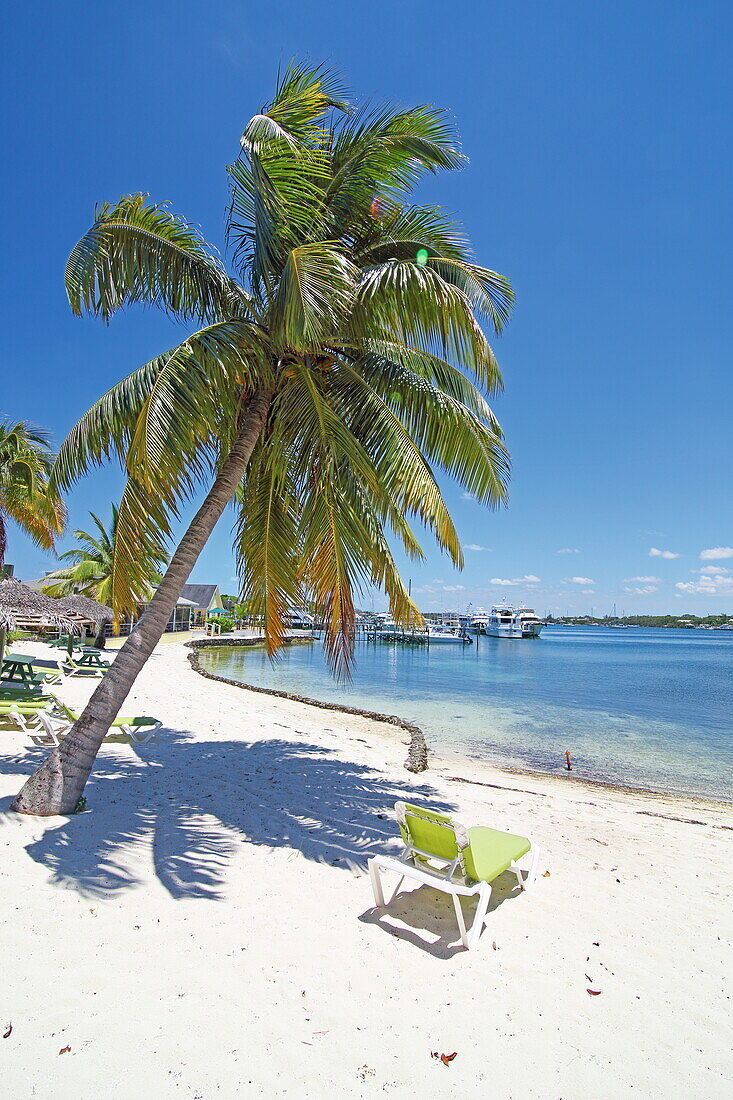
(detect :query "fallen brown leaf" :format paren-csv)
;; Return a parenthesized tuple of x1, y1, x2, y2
(441, 1052, 458, 1065)
(59, 1045, 71, 1055)
(542, 871, 551, 877)
(3, 1024, 11, 1039)
(492, 941, 498, 951)
(587, 989, 602, 996)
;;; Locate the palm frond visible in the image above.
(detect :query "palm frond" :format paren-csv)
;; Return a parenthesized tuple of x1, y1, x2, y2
(110, 476, 172, 614)
(354, 355, 510, 508)
(271, 242, 357, 351)
(125, 321, 273, 497)
(65, 194, 243, 323)
(428, 258, 514, 334)
(235, 440, 302, 655)
(351, 259, 503, 393)
(352, 203, 470, 264)
(327, 103, 466, 225)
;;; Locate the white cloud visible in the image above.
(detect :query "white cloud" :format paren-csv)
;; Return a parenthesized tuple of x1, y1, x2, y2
(700, 547, 733, 560)
(623, 575, 661, 583)
(676, 575, 733, 596)
(442, 584, 465, 592)
(624, 585, 658, 595)
(581, 589, 595, 595)
(461, 491, 475, 501)
(699, 565, 729, 575)
(649, 547, 680, 559)
(463, 544, 490, 552)
(567, 576, 595, 585)
(557, 548, 580, 554)
(490, 574, 541, 587)
(432, 579, 444, 584)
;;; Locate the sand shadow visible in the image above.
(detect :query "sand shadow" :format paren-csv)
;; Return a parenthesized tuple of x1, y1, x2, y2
(0, 729, 454, 902)
(359, 870, 526, 958)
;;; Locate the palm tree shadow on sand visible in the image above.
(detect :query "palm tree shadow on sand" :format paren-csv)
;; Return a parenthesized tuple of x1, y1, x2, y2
(0, 728, 456, 902)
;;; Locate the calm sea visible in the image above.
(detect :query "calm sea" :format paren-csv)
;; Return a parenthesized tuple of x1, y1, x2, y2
(200, 627, 733, 802)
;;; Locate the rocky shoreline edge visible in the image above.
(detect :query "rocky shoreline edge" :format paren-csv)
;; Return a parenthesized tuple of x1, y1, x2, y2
(186, 638, 429, 773)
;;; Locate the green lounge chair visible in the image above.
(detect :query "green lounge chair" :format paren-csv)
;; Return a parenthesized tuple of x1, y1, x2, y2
(368, 801, 540, 950)
(0, 700, 52, 733)
(32, 705, 162, 746)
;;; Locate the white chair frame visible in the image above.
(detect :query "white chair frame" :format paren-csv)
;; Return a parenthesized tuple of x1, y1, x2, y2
(29, 709, 161, 747)
(368, 804, 539, 950)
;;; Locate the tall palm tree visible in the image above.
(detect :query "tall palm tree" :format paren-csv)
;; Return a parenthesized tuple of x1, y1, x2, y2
(0, 419, 66, 573)
(15, 63, 514, 816)
(40, 505, 166, 642)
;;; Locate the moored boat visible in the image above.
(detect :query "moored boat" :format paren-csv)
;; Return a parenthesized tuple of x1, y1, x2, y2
(484, 605, 543, 639)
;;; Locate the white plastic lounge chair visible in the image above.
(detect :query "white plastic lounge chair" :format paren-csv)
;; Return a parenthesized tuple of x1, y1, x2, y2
(31, 707, 161, 747)
(368, 801, 540, 950)
(0, 703, 50, 734)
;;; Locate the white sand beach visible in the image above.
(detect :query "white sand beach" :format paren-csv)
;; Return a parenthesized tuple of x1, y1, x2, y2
(1, 639, 731, 1098)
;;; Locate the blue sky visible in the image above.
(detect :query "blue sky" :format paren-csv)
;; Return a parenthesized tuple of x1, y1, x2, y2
(2, 1, 731, 615)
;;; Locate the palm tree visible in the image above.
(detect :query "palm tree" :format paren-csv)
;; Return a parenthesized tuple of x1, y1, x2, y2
(0, 419, 65, 573)
(14, 63, 513, 816)
(40, 505, 166, 643)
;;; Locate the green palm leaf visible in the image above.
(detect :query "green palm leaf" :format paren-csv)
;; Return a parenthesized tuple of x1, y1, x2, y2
(65, 194, 246, 324)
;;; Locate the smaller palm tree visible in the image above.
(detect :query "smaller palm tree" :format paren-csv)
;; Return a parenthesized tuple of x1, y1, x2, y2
(0, 419, 66, 571)
(41, 505, 166, 639)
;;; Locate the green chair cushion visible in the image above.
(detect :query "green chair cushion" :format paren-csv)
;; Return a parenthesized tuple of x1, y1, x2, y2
(463, 827, 531, 884)
(399, 802, 459, 862)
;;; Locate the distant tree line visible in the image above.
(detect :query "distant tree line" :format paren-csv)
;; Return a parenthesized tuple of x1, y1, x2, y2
(546, 613, 732, 627)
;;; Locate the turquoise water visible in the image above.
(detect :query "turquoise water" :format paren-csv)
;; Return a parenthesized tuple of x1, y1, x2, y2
(200, 627, 733, 802)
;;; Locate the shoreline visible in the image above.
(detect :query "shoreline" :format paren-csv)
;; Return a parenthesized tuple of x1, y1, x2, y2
(190, 638, 733, 813)
(186, 640, 429, 774)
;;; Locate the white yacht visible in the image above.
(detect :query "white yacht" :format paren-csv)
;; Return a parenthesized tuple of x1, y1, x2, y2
(422, 624, 472, 644)
(469, 613, 490, 633)
(484, 605, 544, 639)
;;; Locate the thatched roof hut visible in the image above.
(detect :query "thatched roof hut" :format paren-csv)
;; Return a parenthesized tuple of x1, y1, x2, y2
(0, 576, 77, 633)
(0, 576, 78, 661)
(55, 594, 114, 626)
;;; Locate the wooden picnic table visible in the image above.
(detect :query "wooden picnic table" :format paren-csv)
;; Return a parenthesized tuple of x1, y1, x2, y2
(75, 647, 111, 669)
(0, 653, 39, 685)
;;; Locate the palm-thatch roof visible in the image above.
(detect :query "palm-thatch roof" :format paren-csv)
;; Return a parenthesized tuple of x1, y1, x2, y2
(55, 594, 114, 626)
(0, 576, 77, 633)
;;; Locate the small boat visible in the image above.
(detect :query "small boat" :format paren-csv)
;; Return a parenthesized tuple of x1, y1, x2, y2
(484, 605, 543, 639)
(422, 625, 472, 644)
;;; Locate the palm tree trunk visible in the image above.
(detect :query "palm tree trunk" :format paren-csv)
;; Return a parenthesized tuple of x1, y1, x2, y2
(0, 511, 7, 575)
(13, 388, 273, 816)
